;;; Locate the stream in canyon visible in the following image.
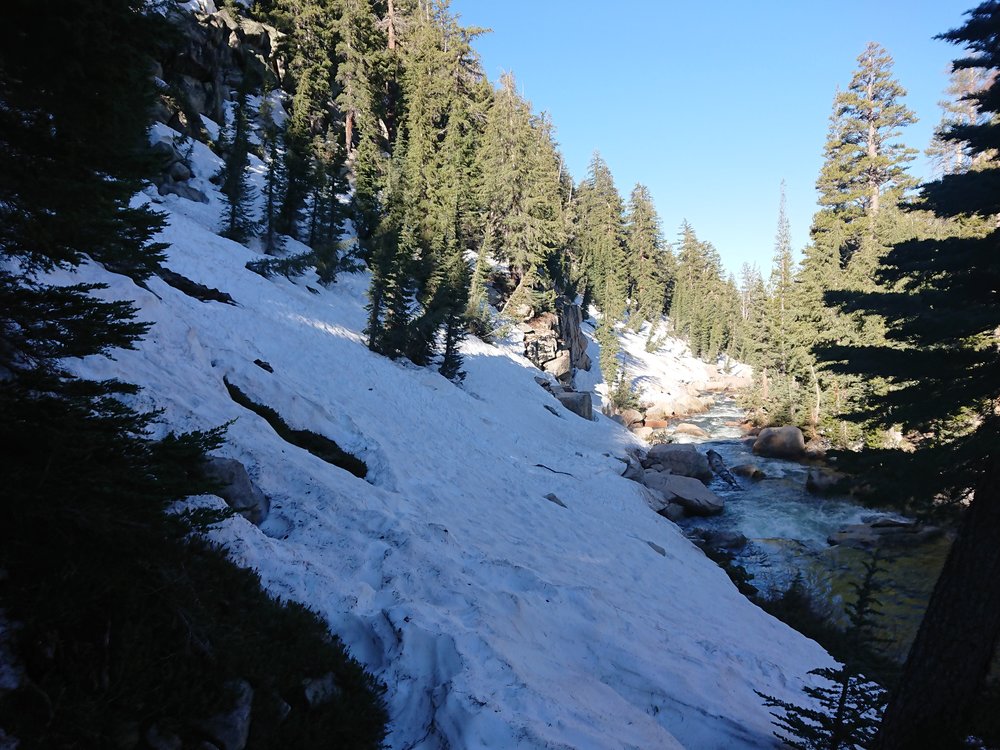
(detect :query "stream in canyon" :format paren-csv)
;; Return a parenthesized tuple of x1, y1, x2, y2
(667, 395, 952, 662)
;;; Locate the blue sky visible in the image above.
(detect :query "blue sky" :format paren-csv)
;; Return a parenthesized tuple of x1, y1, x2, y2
(450, 0, 974, 276)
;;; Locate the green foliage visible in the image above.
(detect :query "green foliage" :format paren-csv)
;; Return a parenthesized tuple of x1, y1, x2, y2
(224, 379, 368, 479)
(668, 221, 741, 361)
(757, 556, 889, 750)
(624, 183, 673, 327)
(218, 86, 257, 245)
(573, 152, 628, 318)
(608, 369, 641, 413)
(258, 116, 288, 255)
(246, 251, 315, 280)
(477, 74, 566, 286)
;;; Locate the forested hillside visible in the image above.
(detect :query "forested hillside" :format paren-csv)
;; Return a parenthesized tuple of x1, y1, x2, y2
(2, 0, 999, 748)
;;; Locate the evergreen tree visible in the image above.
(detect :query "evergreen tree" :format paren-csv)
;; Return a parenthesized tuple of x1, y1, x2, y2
(818, 7, 1000, 745)
(574, 152, 628, 318)
(258, 116, 288, 255)
(218, 86, 256, 244)
(477, 72, 565, 315)
(927, 64, 996, 176)
(624, 183, 671, 328)
(669, 221, 737, 361)
(785, 44, 917, 441)
(757, 555, 888, 750)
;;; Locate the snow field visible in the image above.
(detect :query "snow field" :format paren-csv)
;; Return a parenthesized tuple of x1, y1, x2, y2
(52, 121, 830, 749)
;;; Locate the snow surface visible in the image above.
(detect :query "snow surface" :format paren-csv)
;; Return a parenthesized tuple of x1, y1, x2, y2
(51, 122, 832, 749)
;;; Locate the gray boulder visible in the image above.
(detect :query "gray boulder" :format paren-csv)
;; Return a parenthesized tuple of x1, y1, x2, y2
(197, 679, 253, 750)
(644, 443, 712, 483)
(202, 457, 270, 525)
(159, 181, 210, 204)
(620, 454, 645, 483)
(674, 422, 708, 438)
(731, 463, 766, 480)
(637, 484, 671, 514)
(752, 426, 806, 459)
(642, 470, 724, 516)
(828, 517, 944, 549)
(554, 391, 593, 420)
(806, 466, 849, 494)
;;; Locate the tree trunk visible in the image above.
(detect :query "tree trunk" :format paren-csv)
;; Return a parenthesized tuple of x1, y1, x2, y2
(387, 0, 397, 50)
(345, 110, 354, 155)
(874, 453, 1000, 749)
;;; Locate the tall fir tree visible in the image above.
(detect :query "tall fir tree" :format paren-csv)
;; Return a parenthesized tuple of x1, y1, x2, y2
(785, 43, 917, 442)
(624, 183, 671, 329)
(818, 7, 1000, 745)
(218, 86, 257, 244)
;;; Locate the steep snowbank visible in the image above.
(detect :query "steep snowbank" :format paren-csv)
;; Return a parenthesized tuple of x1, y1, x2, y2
(53, 122, 830, 748)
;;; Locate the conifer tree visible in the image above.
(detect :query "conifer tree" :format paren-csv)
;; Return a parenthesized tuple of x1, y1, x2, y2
(927, 64, 996, 176)
(624, 183, 670, 328)
(786, 44, 917, 440)
(574, 152, 628, 318)
(477, 72, 565, 315)
(218, 87, 256, 244)
(757, 555, 888, 749)
(818, 7, 1000, 744)
(258, 117, 287, 255)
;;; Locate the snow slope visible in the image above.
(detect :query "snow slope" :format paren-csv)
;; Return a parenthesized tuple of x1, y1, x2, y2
(54, 124, 831, 749)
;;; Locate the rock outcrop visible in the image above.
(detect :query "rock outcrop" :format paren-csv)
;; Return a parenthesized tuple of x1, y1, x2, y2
(752, 426, 806, 459)
(520, 298, 591, 386)
(157, 6, 285, 133)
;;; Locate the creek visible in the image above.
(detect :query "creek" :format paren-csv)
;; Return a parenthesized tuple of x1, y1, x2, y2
(669, 395, 951, 662)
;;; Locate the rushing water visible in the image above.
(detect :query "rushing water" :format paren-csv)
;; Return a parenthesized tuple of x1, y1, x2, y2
(669, 395, 949, 659)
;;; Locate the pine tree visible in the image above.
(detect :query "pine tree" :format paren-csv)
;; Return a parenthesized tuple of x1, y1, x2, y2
(624, 183, 670, 329)
(574, 152, 628, 318)
(757, 555, 888, 750)
(926, 64, 996, 176)
(818, 7, 1000, 745)
(218, 86, 256, 244)
(258, 118, 288, 255)
(477, 72, 565, 315)
(789, 44, 917, 442)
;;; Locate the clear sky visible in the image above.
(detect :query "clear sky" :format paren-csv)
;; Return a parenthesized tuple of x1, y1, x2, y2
(450, 0, 975, 276)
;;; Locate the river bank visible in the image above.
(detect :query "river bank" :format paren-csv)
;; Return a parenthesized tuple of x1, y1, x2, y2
(642, 394, 951, 665)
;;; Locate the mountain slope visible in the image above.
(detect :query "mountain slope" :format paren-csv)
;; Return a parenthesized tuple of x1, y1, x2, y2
(52, 123, 831, 749)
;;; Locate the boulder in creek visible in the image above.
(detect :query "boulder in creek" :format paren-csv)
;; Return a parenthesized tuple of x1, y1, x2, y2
(642, 470, 724, 515)
(646, 393, 711, 420)
(619, 408, 644, 428)
(827, 516, 944, 549)
(752, 426, 806, 459)
(691, 528, 748, 552)
(806, 466, 850, 495)
(201, 456, 270, 525)
(643, 443, 712, 483)
(731, 463, 766, 480)
(674, 422, 708, 438)
(554, 391, 593, 420)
